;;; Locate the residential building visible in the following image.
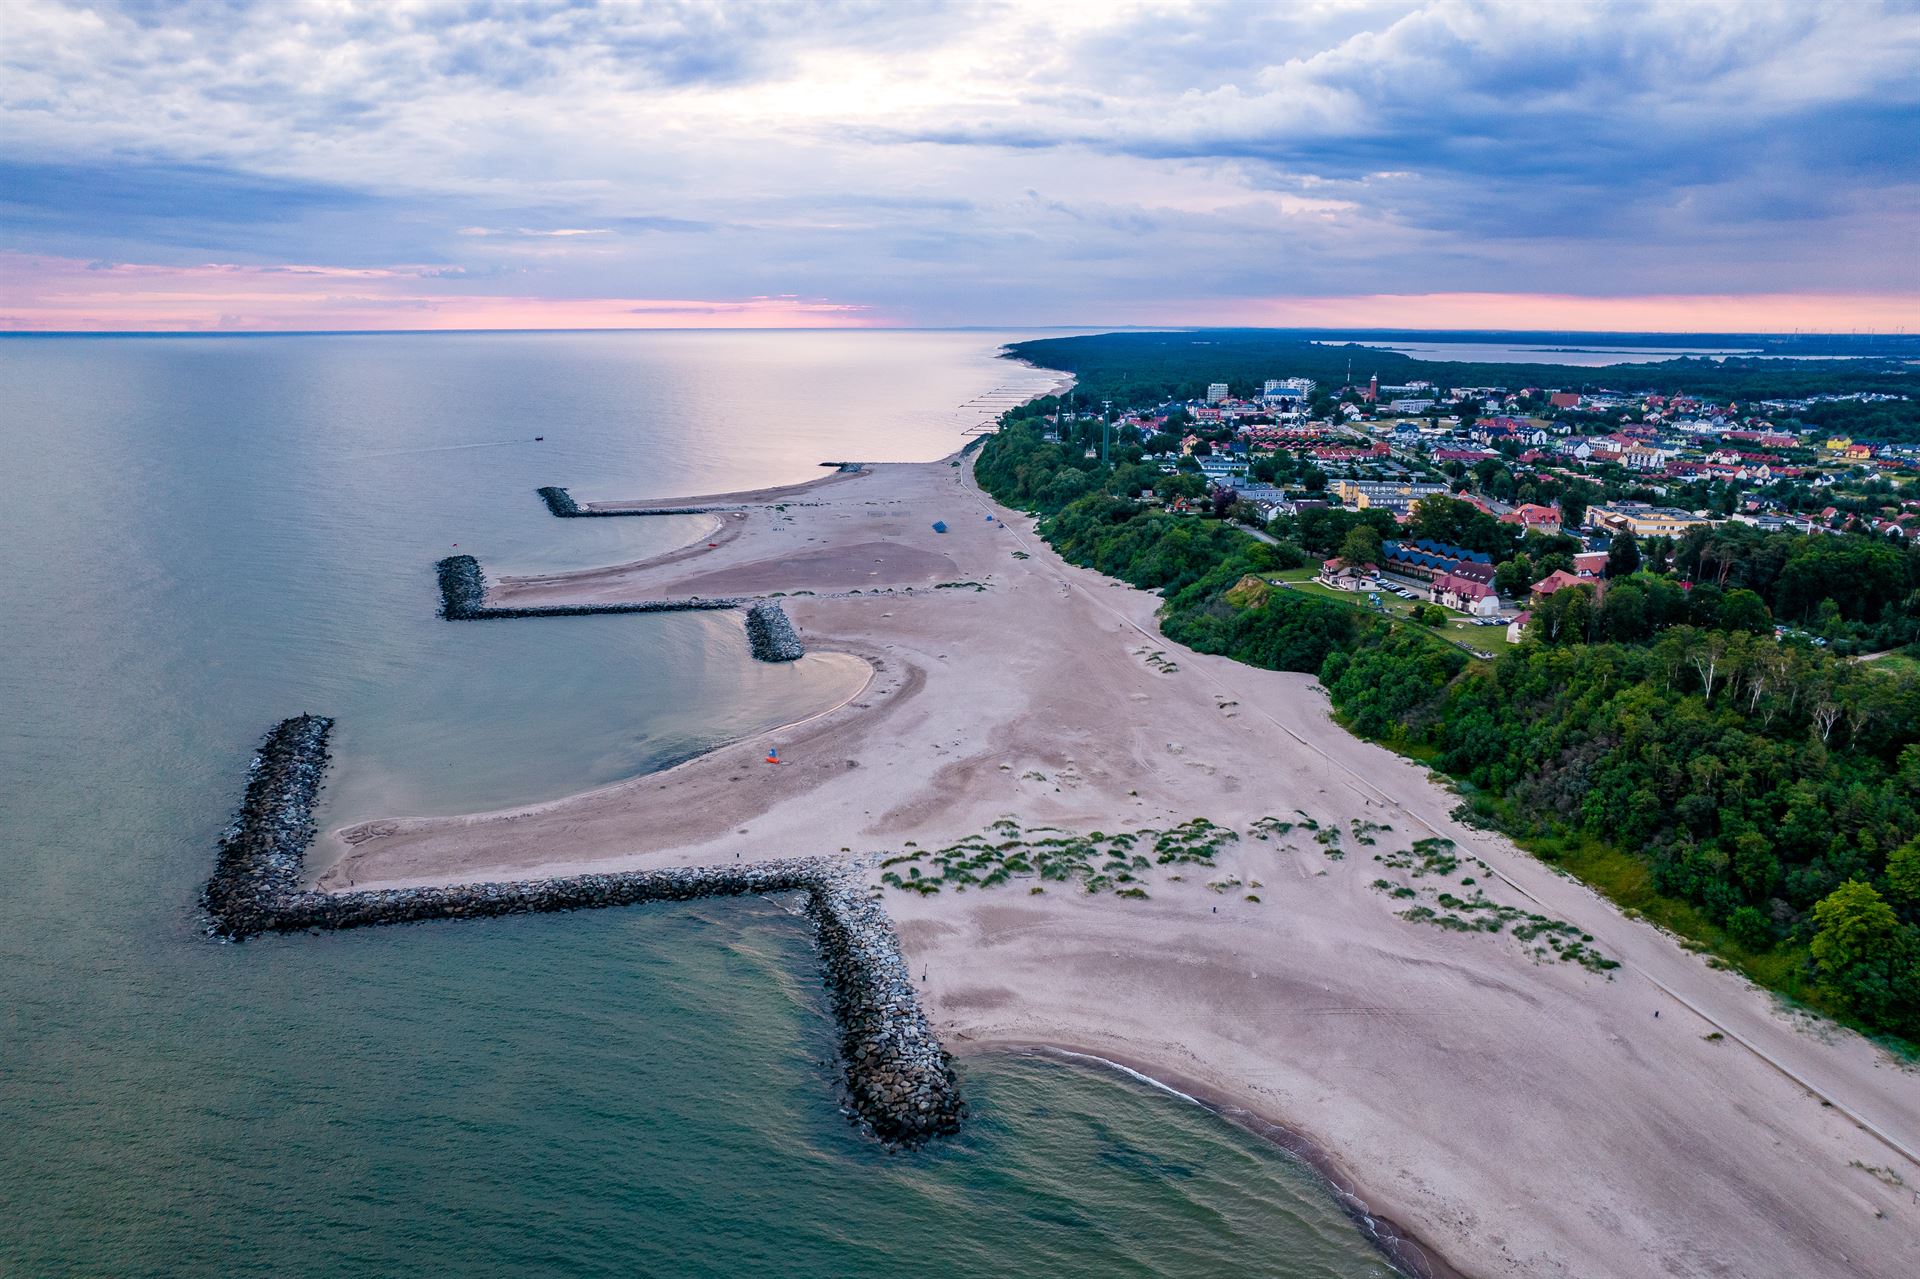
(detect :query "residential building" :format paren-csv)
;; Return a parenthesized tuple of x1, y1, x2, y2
(1207, 383, 1230, 404)
(1330, 479, 1451, 509)
(1430, 571, 1501, 617)
(1586, 501, 1707, 538)
(1500, 502, 1562, 533)
(1530, 569, 1595, 599)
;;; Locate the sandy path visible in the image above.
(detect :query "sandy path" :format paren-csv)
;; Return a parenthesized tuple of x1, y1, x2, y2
(323, 455, 1920, 1279)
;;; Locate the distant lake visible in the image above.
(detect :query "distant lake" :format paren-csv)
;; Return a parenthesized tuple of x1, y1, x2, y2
(0, 331, 1398, 1279)
(1316, 339, 1867, 366)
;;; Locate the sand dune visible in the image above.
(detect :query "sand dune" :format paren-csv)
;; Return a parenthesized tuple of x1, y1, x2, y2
(321, 456, 1920, 1279)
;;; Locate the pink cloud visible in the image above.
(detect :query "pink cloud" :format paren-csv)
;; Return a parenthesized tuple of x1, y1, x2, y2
(1157, 291, 1920, 333)
(0, 254, 881, 331)
(3, 256, 1911, 334)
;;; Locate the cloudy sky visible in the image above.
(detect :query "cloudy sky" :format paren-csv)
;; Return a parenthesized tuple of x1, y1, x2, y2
(2, 0, 1916, 331)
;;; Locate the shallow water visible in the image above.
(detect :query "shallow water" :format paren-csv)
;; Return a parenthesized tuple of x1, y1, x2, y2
(0, 331, 1396, 1277)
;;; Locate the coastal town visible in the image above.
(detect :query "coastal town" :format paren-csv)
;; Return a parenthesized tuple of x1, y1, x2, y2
(1056, 369, 1918, 655)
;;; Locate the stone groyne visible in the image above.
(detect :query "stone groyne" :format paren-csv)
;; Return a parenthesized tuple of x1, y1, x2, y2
(436, 554, 740, 620)
(202, 716, 962, 1147)
(744, 600, 804, 662)
(201, 714, 335, 939)
(437, 556, 806, 664)
(537, 485, 719, 517)
(536, 485, 820, 518)
(536, 485, 585, 516)
(808, 869, 966, 1145)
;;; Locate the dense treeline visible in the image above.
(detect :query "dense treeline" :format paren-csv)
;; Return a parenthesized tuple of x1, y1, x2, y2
(1010, 330, 1920, 440)
(978, 413, 1920, 1041)
(1667, 523, 1919, 651)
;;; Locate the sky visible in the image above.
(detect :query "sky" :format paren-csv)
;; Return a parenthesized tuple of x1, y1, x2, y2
(1, 0, 1916, 332)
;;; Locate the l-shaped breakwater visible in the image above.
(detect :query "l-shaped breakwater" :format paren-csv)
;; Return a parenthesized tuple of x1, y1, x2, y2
(537, 485, 825, 518)
(202, 716, 963, 1147)
(434, 554, 805, 662)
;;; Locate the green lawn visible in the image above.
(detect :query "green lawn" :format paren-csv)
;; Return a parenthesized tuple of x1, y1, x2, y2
(1865, 649, 1920, 678)
(1270, 573, 1515, 659)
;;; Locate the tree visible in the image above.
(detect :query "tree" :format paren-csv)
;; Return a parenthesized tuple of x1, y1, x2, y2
(1813, 881, 1900, 970)
(1727, 905, 1775, 952)
(1810, 880, 1914, 1026)
(1606, 531, 1642, 578)
(1340, 524, 1383, 569)
(1597, 581, 1650, 642)
(1209, 484, 1239, 519)
(1718, 589, 1772, 636)
(1530, 585, 1594, 644)
(1494, 553, 1536, 598)
(1887, 839, 1920, 912)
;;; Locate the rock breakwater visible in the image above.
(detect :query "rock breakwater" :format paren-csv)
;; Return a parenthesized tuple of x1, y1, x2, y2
(808, 869, 966, 1145)
(435, 554, 740, 619)
(536, 485, 585, 516)
(745, 600, 804, 662)
(201, 714, 335, 939)
(202, 716, 962, 1147)
(536, 485, 817, 518)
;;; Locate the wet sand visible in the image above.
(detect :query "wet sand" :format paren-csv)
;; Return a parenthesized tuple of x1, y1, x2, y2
(321, 456, 1920, 1279)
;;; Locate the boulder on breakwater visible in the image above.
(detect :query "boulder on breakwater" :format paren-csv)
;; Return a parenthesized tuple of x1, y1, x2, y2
(745, 600, 804, 662)
(202, 717, 963, 1147)
(202, 714, 335, 940)
(536, 485, 583, 516)
(435, 555, 741, 619)
(808, 869, 966, 1146)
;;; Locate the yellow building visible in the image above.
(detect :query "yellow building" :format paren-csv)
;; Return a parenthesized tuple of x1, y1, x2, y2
(1586, 502, 1707, 538)
(1330, 479, 1450, 509)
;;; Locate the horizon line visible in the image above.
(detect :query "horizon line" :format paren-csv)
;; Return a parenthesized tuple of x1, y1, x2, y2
(2, 324, 1915, 340)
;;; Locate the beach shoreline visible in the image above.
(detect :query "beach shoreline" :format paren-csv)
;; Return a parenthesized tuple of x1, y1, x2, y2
(983, 1042, 1468, 1279)
(313, 424, 1920, 1278)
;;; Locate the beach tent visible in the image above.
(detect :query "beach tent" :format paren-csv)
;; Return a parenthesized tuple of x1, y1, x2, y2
(931, 521, 948, 533)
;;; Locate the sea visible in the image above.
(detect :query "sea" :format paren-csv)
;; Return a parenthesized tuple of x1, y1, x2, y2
(0, 331, 1399, 1278)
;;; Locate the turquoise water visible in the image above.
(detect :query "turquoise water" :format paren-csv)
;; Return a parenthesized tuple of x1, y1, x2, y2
(0, 331, 1396, 1277)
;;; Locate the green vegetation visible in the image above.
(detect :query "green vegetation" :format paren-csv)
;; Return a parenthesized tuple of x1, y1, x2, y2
(978, 404, 1920, 1045)
(1366, 836, 1619, 972)
(877, 817, 1238, 897)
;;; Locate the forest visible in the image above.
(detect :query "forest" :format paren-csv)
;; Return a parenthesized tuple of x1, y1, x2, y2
(977, 409, 1920, 1044)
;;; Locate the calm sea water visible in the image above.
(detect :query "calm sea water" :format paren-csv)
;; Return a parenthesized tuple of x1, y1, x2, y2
(0, 331, 1396, 1277)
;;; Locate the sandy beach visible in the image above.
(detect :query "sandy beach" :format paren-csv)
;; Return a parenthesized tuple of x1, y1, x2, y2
(320, 455, 1920, 1279)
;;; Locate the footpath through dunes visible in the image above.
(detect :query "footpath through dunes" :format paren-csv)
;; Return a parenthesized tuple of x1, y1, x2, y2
(318, 454, 1920, 1279)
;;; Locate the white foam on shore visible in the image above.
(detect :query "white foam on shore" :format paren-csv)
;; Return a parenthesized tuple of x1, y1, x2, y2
(1039, 1048, 1205, 1107)
(1024, 1045, 1444, 1275)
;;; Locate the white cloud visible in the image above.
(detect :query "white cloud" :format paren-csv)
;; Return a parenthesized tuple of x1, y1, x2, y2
(0, 0, 1913, 322)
